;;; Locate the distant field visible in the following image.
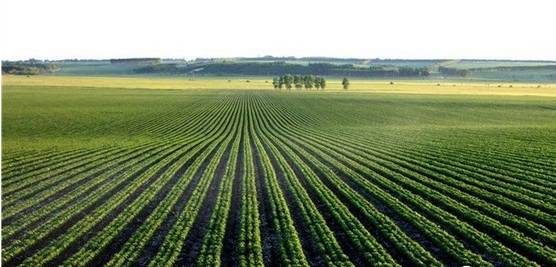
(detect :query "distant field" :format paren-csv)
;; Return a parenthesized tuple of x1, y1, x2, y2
(45, 61, 141, 76)
(4, 75, 556, 96)
(2, 76, 555, 266)
(5, 58, 552, 82)
(443, 60, 556, 69)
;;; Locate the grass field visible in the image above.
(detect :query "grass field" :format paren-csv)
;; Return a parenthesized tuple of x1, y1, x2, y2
(2, 76, 556, 266)
(4, 75, 556, 96)
(443, 60, 556, 69)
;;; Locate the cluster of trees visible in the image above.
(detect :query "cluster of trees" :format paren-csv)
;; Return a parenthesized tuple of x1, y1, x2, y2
(1, 60, 60, 75)
(272, 75, 326, 90)
(272, 76, 352, 90)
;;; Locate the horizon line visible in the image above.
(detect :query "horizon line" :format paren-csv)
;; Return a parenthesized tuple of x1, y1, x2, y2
(3, 56, 556, 62)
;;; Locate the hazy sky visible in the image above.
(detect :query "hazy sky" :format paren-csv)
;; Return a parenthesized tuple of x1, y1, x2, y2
(2, 0, 555, 60)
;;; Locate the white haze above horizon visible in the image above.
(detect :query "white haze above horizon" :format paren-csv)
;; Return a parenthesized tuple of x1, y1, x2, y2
(1, 0, 555, 61)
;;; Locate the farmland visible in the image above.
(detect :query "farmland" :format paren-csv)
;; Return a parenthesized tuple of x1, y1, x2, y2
(2, 76, 556, 266)
(5, 57, 556, 82)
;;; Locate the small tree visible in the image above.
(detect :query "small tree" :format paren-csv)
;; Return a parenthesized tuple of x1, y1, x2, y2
(304, 75, 314, 89)
(293, 75, 303, 89)
(284, 74, 293, 90)
(314, 77, 321, 90)
(272, 77, 279, 89)
(342, 77, 349, 90)
(293, 75, 301, 85)
(278, 76, 284, 89)
(320, 78, 326, 90)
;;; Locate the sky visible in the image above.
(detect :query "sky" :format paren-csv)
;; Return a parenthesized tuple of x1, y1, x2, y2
(1, 0, 555, 60)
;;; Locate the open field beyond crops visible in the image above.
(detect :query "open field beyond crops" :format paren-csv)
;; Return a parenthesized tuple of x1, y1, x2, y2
(2, 76, 556, 266)
(3, 75, 556, 96)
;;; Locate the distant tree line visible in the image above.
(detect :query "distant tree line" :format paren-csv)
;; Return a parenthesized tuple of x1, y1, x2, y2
(367, 65, 430, 76)
(110, 58, 161, 64)
(133, 62, 431, 78)
(1, 60, 60, 75)
(272, 75, 326, 90)
(438, 66, 470, 77)
(134, 63, 180, 73)
(239, 56, 367, 65)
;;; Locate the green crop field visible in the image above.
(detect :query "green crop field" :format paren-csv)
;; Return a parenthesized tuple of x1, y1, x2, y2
(2, 76, 556, 267)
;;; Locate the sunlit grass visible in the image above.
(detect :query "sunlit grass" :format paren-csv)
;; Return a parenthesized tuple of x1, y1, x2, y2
(4, 75, 555, 96)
